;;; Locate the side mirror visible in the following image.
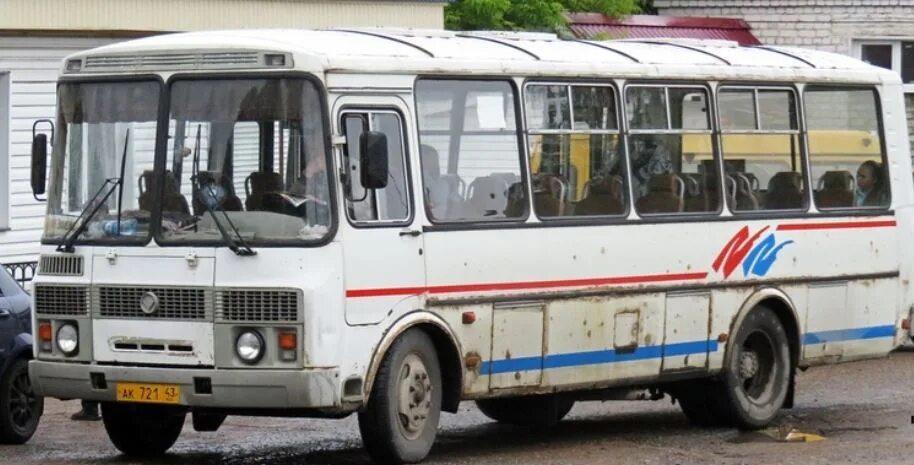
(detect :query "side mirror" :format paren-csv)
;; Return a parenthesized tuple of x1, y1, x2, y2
(359, 131, 388, 190)
(30, 133, 48, 201)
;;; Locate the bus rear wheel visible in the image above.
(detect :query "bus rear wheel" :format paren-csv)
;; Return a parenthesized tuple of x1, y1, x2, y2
(101, 402, 185, 457)
(358, 329, 442, 464)
(476, 395, 574, 427)
(720, 305, 791, 429)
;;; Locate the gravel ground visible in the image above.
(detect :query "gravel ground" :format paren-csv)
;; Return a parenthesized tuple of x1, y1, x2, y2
(4, 351, 914, 465)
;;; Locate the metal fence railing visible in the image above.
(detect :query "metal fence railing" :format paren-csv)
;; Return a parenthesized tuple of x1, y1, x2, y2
(2, 261, 38, 288)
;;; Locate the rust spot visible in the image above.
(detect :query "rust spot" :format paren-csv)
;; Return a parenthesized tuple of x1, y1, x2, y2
(587, 330, 592, 338)
(718, 333, 729, 343)
(464, 352, 482, 370)
(644, 333, 652, 345)
(583, 319, 588, 326)
(514, 372, 522, 380)
(505, 350, 512, 359)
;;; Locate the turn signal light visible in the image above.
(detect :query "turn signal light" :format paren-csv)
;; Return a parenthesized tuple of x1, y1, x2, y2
(278, 331, 297, 350)
(38, 322, 52, 342)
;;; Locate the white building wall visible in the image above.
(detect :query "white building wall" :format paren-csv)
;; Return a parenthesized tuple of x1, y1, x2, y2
(0, 38, 115, 265)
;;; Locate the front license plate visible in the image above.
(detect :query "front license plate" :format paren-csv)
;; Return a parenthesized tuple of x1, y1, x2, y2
(115, 382, 181, 405)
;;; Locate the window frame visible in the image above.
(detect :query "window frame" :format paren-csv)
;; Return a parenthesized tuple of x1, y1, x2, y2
(414, 76, 530, 227)
(716, 84, 808, 215)
(339, 107, 415, 228)
(802, 84, 891, 212)
(523, 80, 627, 220)
(853, 39, 914, 92)
(622, 81, 721, 218)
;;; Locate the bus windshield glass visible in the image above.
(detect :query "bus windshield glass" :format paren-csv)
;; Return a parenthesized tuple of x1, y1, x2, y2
(160, 77, 330, 245)
(44, 80, 161, 244)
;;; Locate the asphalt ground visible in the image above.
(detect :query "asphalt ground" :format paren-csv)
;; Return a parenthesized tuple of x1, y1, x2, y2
(4, 351, 914, 465)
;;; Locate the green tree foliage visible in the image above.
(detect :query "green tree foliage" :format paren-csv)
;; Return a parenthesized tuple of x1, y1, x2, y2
(445, 0, 643, 31)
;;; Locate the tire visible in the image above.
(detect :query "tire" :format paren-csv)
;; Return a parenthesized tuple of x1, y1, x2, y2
(0, 358, 43, 444)
(476, 395, 574, 427)
(358, 329, 442, 464)
(101, 402, 185, 456)
(719, 305, 792, 430)
(668, 379, 733, 427)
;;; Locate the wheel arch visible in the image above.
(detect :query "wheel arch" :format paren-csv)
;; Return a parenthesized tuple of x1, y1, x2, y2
(363, 311, 464, 413)
(726, 287, 801, 371)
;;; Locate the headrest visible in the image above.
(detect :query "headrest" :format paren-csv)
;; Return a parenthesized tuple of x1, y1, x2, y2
(821, 170, 853, 191)
(589, 176, 623, 196)
(769, 172, 802, 191)
(250, 171, 283, 191)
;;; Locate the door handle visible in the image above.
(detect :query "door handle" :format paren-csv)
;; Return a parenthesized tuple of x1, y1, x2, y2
(399, 229, 421, 237)
(0, 308, 10, 319)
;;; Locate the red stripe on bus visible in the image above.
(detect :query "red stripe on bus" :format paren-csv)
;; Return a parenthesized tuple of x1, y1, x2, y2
(346, 272, 709, 298)
(776, 220, 896, 231)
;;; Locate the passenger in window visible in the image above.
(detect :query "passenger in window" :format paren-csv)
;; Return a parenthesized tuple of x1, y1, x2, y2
(630, 136, 673, 198)
(855, 160, 887, 206)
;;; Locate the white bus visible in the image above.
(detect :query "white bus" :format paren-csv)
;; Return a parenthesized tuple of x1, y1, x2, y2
(27, 29, 914, 463)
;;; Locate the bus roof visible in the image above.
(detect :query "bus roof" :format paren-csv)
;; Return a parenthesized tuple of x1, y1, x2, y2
(65, 28, 899, 85)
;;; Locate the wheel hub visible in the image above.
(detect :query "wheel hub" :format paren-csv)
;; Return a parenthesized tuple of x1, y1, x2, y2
(739, 350, 760, 380)
(397, 353, 433, 439)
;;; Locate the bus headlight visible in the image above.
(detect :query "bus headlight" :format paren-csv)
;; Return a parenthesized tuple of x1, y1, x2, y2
(235, 330, 264, 364)
(56, 323, 79, 356)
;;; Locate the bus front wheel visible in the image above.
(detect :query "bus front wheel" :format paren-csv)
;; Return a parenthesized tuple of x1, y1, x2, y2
(721, 305, 792, 429)
(101, 402, 185, 457)
(358, 329, 442, 464)
(476, 395, 574, 427)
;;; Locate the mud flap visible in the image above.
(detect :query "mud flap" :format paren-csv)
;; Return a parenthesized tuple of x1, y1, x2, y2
(192, 411, 227, 432)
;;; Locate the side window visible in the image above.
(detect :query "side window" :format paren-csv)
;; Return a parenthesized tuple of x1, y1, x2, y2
(416, 79, 527, 222)
(626, 85, 717, 215)
(719, 87, 803, 212)
(525, 83, 624, 218)
(805, 87, 888, 209)
(342, 110, 410, 223)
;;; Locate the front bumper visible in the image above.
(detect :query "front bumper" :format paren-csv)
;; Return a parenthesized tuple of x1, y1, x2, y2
(30, 360, 340, 409)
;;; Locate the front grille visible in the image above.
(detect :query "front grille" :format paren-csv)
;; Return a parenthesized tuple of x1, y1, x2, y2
(84, 52, 261, 71)
(34, 285, 89, 316)
(216, 289, 301, 322)
(38, 254, 84, 276)
(97, 286, 209, 320)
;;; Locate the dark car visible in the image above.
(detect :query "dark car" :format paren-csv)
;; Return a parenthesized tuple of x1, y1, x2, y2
(0, 269, 42, 443)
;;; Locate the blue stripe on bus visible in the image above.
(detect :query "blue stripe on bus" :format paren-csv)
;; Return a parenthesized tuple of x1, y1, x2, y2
(802, 324, 895, 345)
(480, 340, 719, 375)
(478, 324, 896, 376)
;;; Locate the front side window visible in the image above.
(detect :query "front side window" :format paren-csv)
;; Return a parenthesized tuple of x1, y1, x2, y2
(45, 80, 160, 244)
(342, 110, 410, 223)
(626, 85, 716, 215)
(525, 83, 624, 218)
(805, 87, 887, 209)
(416, 79, 527, 222)
(719, 87, 803, 212)
(160, 78, 330, 244)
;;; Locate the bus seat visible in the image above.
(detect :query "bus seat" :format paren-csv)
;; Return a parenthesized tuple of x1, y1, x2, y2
(636, 174, 683, 214)
(815, 170, 854, 208)
(734, 172, 760, 210)
(503, 182, 528, 218)
(138, 170, 189, 215)
(574, 175, 624, 216)
(467, 175, 510, 217)
(192, 171, 243, 215)
(532, 174, 567, 216)
(245, 171, 285, 213)
(765, 171, 804, 209)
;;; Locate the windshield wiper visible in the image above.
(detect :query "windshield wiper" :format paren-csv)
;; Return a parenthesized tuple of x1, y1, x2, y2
(189, 125, 256, 257)
(57, 178, 120, 253)
(57, 129, 132, 253)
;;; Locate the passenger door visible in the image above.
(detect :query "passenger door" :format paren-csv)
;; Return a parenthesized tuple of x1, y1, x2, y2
(337, 102, 425, 325)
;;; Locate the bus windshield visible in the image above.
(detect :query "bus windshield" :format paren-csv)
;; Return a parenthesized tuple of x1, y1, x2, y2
(43, 77, 332, 247)
(44, 80, 161, 244)
(160, 78, 330, 245)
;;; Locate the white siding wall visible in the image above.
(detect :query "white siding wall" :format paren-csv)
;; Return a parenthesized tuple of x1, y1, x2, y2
(0, 37, 114, 264)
